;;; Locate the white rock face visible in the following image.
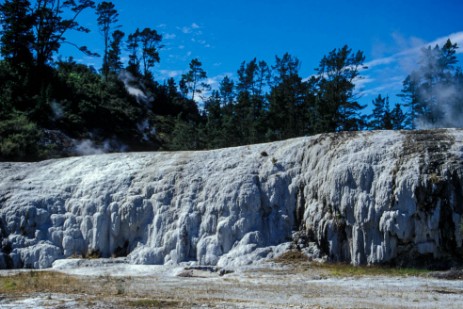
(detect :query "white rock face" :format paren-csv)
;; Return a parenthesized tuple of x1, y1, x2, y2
(1, 129, 462, 269)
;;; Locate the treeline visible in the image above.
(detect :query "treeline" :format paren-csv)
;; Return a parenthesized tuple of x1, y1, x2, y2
(0, 1, 462, 161)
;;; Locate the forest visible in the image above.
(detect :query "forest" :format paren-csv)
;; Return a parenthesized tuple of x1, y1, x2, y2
(0, 0, 462, 161)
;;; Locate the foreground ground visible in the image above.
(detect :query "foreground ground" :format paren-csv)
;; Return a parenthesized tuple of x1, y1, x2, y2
(0, 256, 463, 308)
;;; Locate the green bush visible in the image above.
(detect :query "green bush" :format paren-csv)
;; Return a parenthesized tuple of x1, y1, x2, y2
(0, 113, 42, 161)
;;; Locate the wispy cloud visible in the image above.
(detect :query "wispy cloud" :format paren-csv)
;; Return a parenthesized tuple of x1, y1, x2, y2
(164, 33, 176, 40)
(365, 31, 463, 71)
(357, 31, 463, 98)
(178, 23, 201, 34)
(159, 69, 185, 79)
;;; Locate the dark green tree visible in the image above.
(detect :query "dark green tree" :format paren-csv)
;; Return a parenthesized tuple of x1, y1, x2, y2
(32, 0, 96, 68)
(96, 1, 119, 79)
(233, 58, 269, 144)
(126, 27, 162, 79)
(106, 29, 124, 75)
(203, 90, 227, 148)
(390, 103, 405, 130)
(0, 0, 35, 67)
(315, 45, 366, 132)
(219, 75, 235, 106)
(168, 115, 204, 150)
(180, 58, 210, 101)
(368, 94, 392, 130)
(400, 39, 459, 128)
(0, 0, 35, 114)
(399, 72, 420, 129)
(126, 30, 140, 75)
(139, 28, 162, 79)
(268, 53, 312, 139)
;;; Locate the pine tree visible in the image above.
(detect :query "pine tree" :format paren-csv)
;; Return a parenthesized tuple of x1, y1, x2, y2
(219, 76, 235, 106)
(368, 94, 392, 130)
(0, 0, 34, 67)
(126, 30, 140, 76)
(399, 72, 420, 129)
(33, 0, 96, 68)
(138, 28, 162, 79)
(180, 58, 210, 101)
(204, 90, 226, 148)
(390, 103, 405, 130)
(234, 58, 269, 144)
(400, 39, 460, 128)
(107, 30, 124, 75)
(96, 1, 119, 79)
(315, 45, 366, 132)
(126, 28, 163, 79)
(268, 53, 310, 139)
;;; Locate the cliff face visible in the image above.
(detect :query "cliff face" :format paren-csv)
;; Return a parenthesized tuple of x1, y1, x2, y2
(1, 130, 462, 269)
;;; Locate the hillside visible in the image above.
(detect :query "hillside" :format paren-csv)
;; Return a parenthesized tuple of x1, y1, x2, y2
(1, 129, 462, 269)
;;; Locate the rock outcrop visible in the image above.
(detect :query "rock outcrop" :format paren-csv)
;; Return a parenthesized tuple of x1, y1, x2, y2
(1, 129, 462, 269)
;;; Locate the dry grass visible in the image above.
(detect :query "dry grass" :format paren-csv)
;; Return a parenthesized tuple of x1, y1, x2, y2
(0, 261, 455, 308)
(0, 271, 87, 295)
(274, 250, 310, 263)
(273, 250, 430, 278)
(313, 262, 430, 277)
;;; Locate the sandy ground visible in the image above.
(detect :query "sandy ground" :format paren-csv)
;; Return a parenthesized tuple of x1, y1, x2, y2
(0, 259, 463, 308)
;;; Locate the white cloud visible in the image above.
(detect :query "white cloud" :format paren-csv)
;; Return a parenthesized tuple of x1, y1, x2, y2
(178, 23, 202, 35)
(366, 31, 463, 71)
(427, 31, 463, 52)
(180, 26, 192, 34)
(159, 70, 185, 79)
(354, 31, 463, 99)
(353, 76, 375, 91)
(164, 33, 176, 40)
(357, 80, 404, 98)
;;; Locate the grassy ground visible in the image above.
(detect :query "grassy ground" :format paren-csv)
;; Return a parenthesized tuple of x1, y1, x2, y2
(274, 250, 430, 277)
(0, 271, 85, 294)
(0, 256, 461, 308)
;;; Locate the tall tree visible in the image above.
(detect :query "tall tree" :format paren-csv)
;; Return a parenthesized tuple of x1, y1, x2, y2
(106, 29, 124, 74)
(399, 72, 420, 129)
(0, 0, 35, 67)
(126, 30, 140, 76)
(138, 27, 162, 79)
(203, 90, 226, 148)
(96, 1, 119, 79)
(126, 27, 162, 78)
(315, 45, 366, 132)
(32, 0, 96, 68)
(390, 103, 405, 130)
(368, 94, 392, 130)
(219, 75, 235, 106)
(234, 58, 269, 144)
(400, 39, 459, 128)
(268, 53, 311, 139)
(180, 58, 210, 101)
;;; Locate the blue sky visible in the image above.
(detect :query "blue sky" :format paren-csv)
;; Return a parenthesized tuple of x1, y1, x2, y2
(64, 0, 463, 108)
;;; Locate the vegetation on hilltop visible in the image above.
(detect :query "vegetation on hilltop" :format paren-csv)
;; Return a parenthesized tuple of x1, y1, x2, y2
(0, 1, 462, 160)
